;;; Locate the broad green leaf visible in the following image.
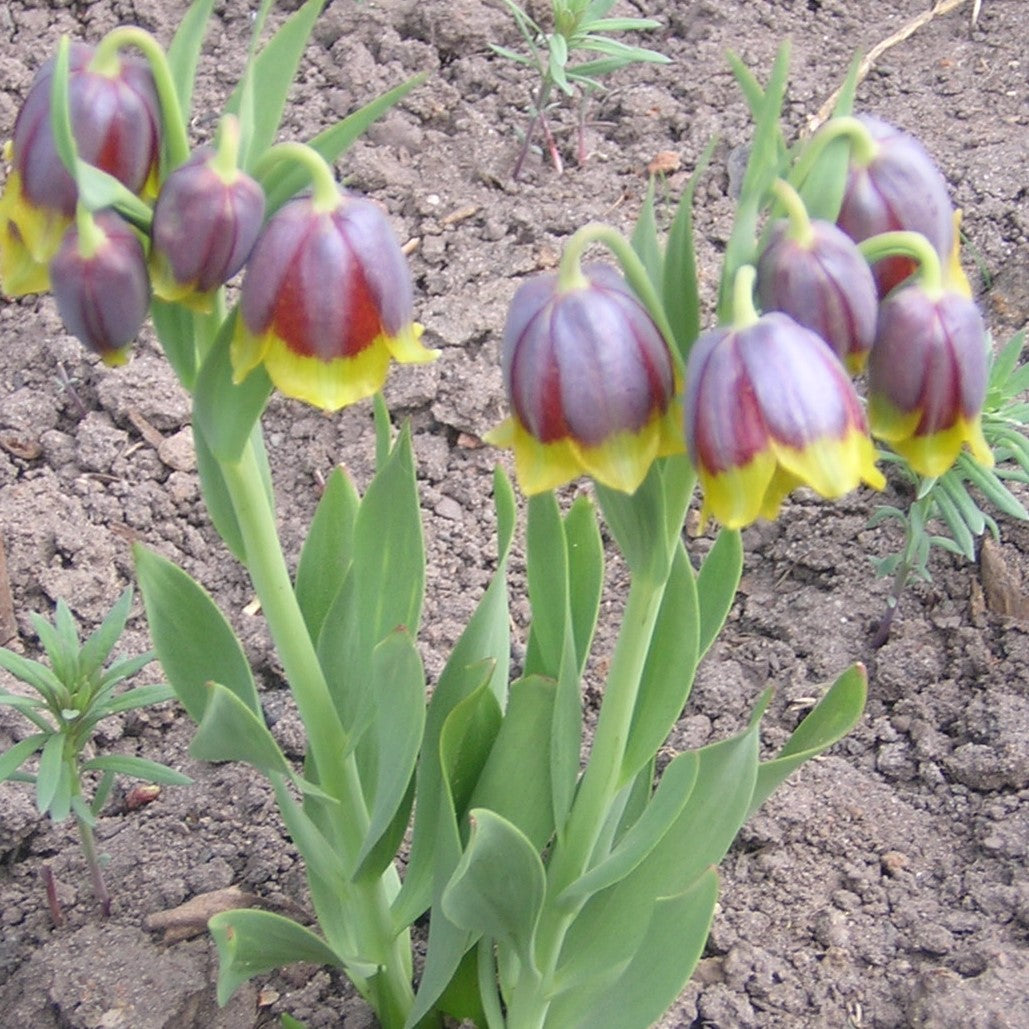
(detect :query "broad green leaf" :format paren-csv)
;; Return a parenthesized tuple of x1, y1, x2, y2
(662, 140, 714, 361)
(561, 751, 699, 902)
(151, 299, 198, 390)
(78, 588, 133, 684)
(353, 630, 426, 875)
(551, 626, 583, 838)
(0, 648, 67, 709)
(749, 663, 866, 814)
(228, 0, 327, 170)
(442, 808, 546, 975)
(166, 0, 216, 117)
(564, 496, 603, 679)
(695, 528, 743, 658)
(82, 754, 191, 786)
(189, 681, 289, 775)
(469, 676, 556, 850)
(0, 733, 47, 783)
(595, 465, 669, 578)
(209, 908, 345, 1006)
(35, 732, 65, 814)
(193, 311, 273, 464)
(620, 544, 700, 782)
(524, 493, 569, 679)
(550, 868, 718, 1029)
(134, 546, 259, 722)
(295, 467, 359, 641)
(630, 178, 662, 293)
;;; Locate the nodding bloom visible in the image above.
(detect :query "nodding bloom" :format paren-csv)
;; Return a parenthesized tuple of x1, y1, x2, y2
(150, 144, 265, 307)
(485, 263, 683, 496)
(868, 283, 991, 477)
(231, 191, 436, 411)
(0, 42, 160, 296)
(836, 115, 954, 297)
(49, 210, 151, 365)
(684, 308, 884, 528)
(756, 217, 878, 374)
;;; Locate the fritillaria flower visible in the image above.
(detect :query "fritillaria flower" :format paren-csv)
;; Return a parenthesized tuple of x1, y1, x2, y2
(836, 114, 954, 297)
(868, 283, 991, 477)
(49, 210, 150, 365)
(684, 289, 884, 528)
(486, 263, 683, 495)
(150, 141, 265, 307)
(0, 42, 160, 295)
(231, 190, 435, 410)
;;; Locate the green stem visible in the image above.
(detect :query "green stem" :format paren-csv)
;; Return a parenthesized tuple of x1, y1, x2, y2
(793, 113, 877, 187)
(220, 437, 414, 1023)
(731, 265, 760, 329)
(254, 143, 340, 210)
(70, 771, 111, 916)
(770, 178, 814, 247)
(858, 231, 944, 295)
(558, 223, 680, 372)
(94, 27, 190, 169)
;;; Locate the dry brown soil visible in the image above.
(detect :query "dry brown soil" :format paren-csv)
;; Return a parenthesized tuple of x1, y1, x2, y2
(1, 1, 1027, 1026)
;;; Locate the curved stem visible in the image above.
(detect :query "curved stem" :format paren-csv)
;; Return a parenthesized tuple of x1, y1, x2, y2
(731, 264, 760, 329)
(770, 178, 815, 247)
(858, 230, 944, 295)
(254, 142, 340, 210)
(793, 113, 877, 189)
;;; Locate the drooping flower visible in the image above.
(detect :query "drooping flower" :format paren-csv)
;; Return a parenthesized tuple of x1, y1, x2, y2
(231, 190, 436, 410)
(0, 42, 160, 295)
(756, 216, 878, 374)
(836, 115, 953, 297)
(49, 210, 151, 365)
(150, 143, 265, 307)
(685, 309, 884, 528)
(485, 263, 683, 495)
(868, 282, 991, 477)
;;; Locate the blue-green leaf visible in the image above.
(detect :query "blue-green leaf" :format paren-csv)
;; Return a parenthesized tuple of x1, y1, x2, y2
(78, 588, 133, 683)
(166, 0, 216, 118)
(0, 732, 47, 783)
(81, 754, 191, 786)
(695, 528, 743, 658)
(189, 681, 289, 775)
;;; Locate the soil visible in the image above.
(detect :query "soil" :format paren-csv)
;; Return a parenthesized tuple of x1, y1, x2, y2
(1, 1, 1027, 1027)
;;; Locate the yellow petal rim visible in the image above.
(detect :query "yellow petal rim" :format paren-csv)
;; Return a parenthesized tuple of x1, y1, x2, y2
(484, 403, 684, 496)
(0, 170, 68, 296)
(231, 318, 437, 412)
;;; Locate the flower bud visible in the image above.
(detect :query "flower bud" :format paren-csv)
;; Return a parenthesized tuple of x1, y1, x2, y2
(485, 263, 683, 495)
(49, 210, 150, 364)
(868, 284, 991, 477)
(231, 191, 436, 410)
(151, 146, 265, 305)
(756, 218, 878, 373)
(685, 311, 884, 527)
(0, 42, 160, 295)
(837, 115, 953, 297)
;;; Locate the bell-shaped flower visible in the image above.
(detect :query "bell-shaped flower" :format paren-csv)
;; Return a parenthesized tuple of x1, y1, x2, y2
(757, 217, 878, 374)
(49, 210, 151, 365)
(685, 303, 884, 528)
(836, 115, 953, 297)
(231, 190, 436, 411)
(150, 143, 265, 308)
(0, 42, 160, 295)
(868, 283, 991, 477)
(485, 263, 683, 495)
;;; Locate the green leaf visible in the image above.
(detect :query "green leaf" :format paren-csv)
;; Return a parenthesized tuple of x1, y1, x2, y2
(134, 546, 260, 722)
(29, 612, 77, 693)
(0, 733, 47, 783)
(96, 652, 154, 693)
(469, 676, 557, 851)
(262, 72, 429, 213)
(662, 140, 714, 362)
(189, 681, 289, 776)
(561, 751, 699, 902)
(193, 422, 248, 563)
(81, 754, 192, 786)
(958, 453, 1029, 520)
(295, 467, 359, 642)
(228, 0, 327, 170)
(524, 493, 569, 679)
(564, 496, 604, 679)
(620, 544, 700, 782)
(151, 299, 198, 390)
(96, 683, 173, 716)
(442, 808, 546, 975)
(353, 630, 426, 876)
(594, 465, 670, 578)
(0, 648, 67, 709)
(630, 179, 662, 293)
(78, 588, 133, 684)
(193, 311, 273, 464)
(932, 486, 976, 560)
(209, 908, 345, 1006)
(749, 663, 867, 814)
(695, 528, 743, 658)
(548, 867, 718, 1029)
(166, 0, 216, 118)
(35, 733, 65, 815)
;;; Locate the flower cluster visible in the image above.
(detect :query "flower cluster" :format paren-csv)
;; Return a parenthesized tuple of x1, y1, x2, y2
(0, 34, 433, 406)
(489, 115, 992, 527)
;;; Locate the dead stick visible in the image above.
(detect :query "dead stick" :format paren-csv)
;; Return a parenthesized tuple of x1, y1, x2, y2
(0, 530, 16, 646)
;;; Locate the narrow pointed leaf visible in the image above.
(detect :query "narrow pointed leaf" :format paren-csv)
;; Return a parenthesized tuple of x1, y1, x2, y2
(0, 733, 47, 783)
(564, 495, 603, 679)
(96, 683, 174, 716)
(0, 649, 66, 708)
(35, 732, 65, 814)
(78, 588, 133, 682)
(166, 0, 216, 116)
(695, 528, 743, 658)
(82, 754, 191, 786)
